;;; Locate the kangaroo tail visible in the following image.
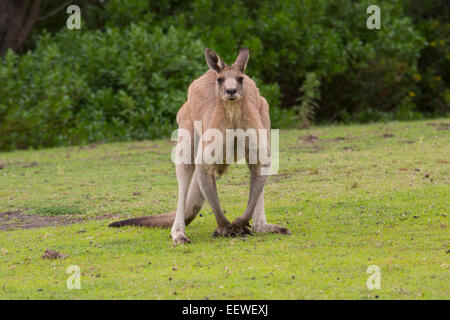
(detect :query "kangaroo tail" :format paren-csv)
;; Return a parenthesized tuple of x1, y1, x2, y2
(109, 211, 175, 228)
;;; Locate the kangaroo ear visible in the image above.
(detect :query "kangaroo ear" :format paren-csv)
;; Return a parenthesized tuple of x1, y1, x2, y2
(232, 47, 249, 72)
(205, 48, 226, 73)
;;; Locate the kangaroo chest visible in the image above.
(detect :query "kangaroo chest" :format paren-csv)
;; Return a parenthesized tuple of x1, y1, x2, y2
(222, 102, 245, 129)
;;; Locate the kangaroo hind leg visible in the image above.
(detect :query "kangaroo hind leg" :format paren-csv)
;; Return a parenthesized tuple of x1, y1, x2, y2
(184, 167, 205, 226)
(171, 164, 194, 246)
(196, 164, 238, 237)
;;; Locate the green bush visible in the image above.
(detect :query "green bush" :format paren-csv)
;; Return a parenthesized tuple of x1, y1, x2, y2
(408, 9, 449, 116)
(294, 73, 321, 129)
(0, 24, 205, 150)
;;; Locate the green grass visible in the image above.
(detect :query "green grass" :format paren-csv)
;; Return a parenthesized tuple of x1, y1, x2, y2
(0, 119, 449, 299)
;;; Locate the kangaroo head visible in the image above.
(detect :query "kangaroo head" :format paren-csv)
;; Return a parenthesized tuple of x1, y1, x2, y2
(205, 48, 250, 102)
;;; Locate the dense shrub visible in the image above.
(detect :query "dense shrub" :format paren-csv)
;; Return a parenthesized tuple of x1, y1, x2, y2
(405, 1, 449, 117)
(0, 0, 448, 150)
(1, 24, 208, 150)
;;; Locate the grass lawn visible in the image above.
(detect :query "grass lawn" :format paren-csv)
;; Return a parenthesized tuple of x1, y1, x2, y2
(0, 119, 448, 299)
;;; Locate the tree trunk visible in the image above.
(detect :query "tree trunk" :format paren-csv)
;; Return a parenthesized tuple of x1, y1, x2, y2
(0, 0, 42, 57)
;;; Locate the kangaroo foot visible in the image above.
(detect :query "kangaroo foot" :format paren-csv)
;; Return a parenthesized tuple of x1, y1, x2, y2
(172, 233, 191, 246)
(212, 224, 234, 237)
(252, 223, 291, 235)
(231, 217, 253, 236)
(213, 219, 252, 238)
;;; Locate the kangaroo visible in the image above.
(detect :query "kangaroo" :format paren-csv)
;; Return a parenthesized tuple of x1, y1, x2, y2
(109, 48, 290, 245)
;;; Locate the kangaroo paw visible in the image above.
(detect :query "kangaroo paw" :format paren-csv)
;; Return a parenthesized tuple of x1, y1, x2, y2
(172, 234, 191, 246)
(212, 217, 252, 237)
(231, 217, 253, 236)
(252, 223, 291, 235)
(213, 218, 253, 238)
(213, 223, 235, 238)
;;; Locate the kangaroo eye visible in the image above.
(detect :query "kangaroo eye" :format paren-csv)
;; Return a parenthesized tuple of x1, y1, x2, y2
(237, 77, 243, 84)
(217, 77, 224, 84)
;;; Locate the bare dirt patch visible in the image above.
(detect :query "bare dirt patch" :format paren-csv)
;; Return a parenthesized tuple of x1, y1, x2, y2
(298, 134, 347, 144)
(426, 122, 450, 131)
(0, 160, 41, 170)
(0, 211, 113, 231)
(299, 134, 320, 143)
(42, 249, 67, 260)
(297, 134, 347, 153)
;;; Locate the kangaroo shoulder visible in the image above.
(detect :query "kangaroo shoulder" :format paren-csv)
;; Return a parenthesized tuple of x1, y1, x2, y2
(187, 70, 216, 101)
(177, 70, 216, 125)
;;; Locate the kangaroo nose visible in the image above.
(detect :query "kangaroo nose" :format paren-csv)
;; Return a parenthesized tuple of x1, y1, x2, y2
(226, 88, 237, 95)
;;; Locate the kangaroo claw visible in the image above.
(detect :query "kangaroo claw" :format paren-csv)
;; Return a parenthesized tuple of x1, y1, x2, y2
(213, 218, 253, 238)
(172, 234, 191, 246)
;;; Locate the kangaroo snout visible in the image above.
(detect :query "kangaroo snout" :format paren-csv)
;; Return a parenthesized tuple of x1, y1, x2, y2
(225, 88, 237, 99)
(226, 88, 237, 95)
